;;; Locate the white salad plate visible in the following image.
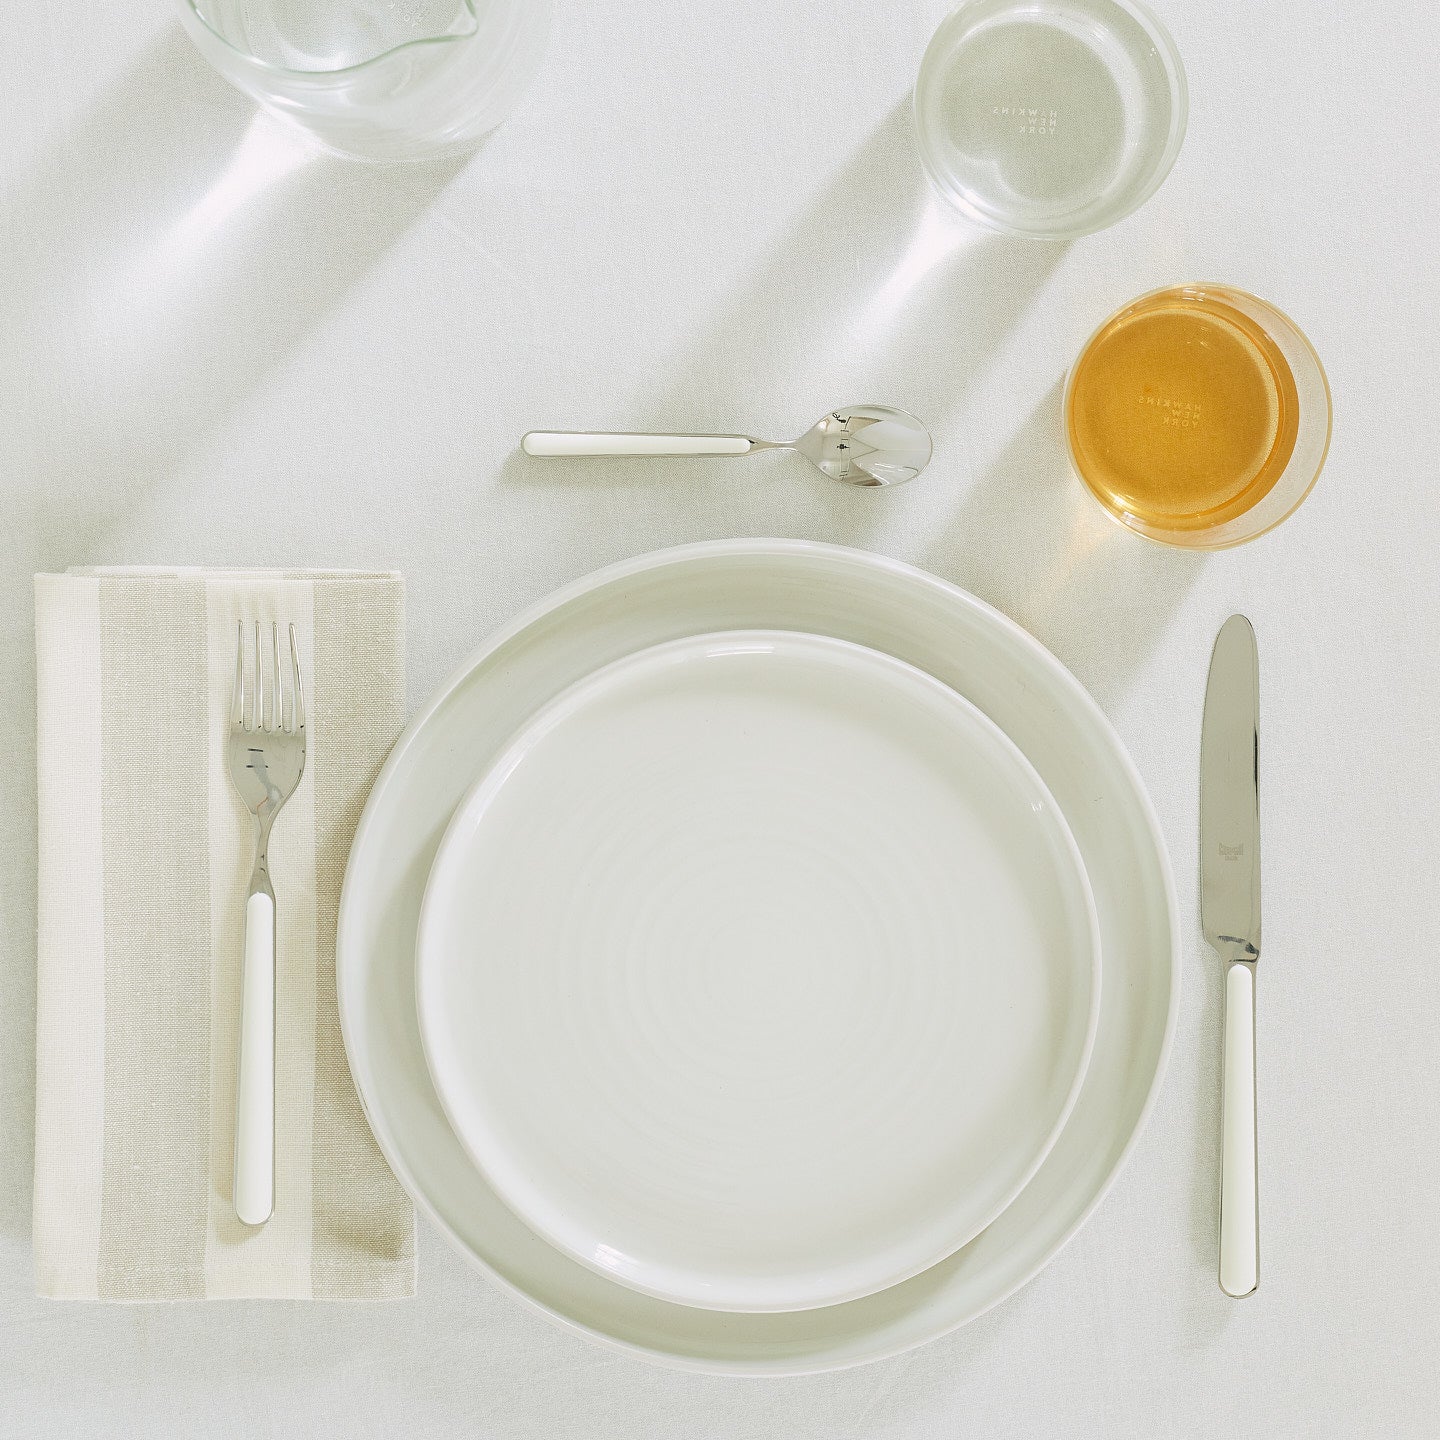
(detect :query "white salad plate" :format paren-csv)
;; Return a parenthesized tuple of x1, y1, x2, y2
(337, 540, 1178, 1374)
(415, 629, 1100, 1314)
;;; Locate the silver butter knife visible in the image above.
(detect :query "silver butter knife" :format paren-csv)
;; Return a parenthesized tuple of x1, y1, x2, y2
(1201, 614, 1261, 1298)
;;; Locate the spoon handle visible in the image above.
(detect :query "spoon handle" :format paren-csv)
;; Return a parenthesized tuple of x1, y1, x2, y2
(522, 431, 756, 458)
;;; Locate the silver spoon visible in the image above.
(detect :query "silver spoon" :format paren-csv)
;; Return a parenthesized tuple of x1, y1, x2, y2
(521, 405, 932, 487)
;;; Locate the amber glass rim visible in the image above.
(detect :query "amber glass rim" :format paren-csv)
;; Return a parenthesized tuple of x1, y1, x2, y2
(1063, 282, 1332, 550)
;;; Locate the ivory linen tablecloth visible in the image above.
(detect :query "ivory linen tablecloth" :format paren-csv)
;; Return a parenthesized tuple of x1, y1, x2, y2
(2, 0, 1438, 1433)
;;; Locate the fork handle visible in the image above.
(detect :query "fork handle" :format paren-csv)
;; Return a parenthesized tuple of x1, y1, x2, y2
(234, 890, 275, 1226)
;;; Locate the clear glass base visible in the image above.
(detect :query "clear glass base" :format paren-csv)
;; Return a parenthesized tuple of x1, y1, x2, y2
(178, 0, 552, 163)
(915, 0, 1186, 239)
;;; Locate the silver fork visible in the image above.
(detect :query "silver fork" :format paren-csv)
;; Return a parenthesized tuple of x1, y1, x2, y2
(227, 621, 306, 1227)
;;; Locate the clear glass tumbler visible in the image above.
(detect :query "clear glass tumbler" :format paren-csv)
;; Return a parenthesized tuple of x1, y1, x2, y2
(914, 0, 1186, 239)
(176, 0, 552, 162)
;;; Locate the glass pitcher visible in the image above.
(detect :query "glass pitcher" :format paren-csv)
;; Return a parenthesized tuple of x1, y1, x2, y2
(176, 0, 551, 161)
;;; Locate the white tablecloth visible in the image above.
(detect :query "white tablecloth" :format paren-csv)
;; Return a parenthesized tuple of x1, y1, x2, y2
(3, 1, 1437, 1434)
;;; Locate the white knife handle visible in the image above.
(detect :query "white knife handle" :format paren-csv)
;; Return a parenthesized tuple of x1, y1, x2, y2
(521, 431, 754, 458)
(1219, 960, 1258, 1297)
(234, 890, 275, 1227)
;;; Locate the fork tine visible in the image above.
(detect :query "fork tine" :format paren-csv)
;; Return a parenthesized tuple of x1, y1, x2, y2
(245, 624, 256, 730)
(290, 624, 305, 734)
(231, 621, 245, 728)
(270, 623, 281, 733)
(281, 626, 293, 732)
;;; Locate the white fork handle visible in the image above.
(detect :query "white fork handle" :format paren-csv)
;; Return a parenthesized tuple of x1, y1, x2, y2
(234, 891, 275, 1226)
(522, 431, 755, 458)
(1219, 960, 1258, 1297)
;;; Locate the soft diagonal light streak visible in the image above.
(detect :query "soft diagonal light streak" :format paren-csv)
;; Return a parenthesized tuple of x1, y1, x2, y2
(855, 200, 979, 340)
(164, 113, 315, 253)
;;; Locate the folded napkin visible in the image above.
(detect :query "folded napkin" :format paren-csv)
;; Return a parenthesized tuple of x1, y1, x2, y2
(33, 569, 414, 1301)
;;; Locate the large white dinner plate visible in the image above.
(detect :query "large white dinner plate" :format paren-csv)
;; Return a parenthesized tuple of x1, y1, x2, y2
(338, 540, 1178, 1374)
(415, 630, 1100, 1314)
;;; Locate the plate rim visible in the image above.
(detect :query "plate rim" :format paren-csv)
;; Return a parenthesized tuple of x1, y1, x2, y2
(338, 538, 1180, 1374)
(413, 626, 1103, 1314)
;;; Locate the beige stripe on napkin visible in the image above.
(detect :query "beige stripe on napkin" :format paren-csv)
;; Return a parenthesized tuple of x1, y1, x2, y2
(34, 570, 414, 1301)
(98, 578, 213, 1299)
(309, 580, 412, 1295)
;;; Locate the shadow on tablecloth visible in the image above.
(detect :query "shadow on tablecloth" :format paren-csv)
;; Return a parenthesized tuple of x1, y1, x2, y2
(495, 101, 1067, 561)
(0, 23, 466, 1245)
(927, 378, 1207, 713)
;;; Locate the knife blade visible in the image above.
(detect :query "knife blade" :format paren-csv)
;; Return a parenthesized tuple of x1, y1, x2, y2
(1200, 613, 1260, 1298)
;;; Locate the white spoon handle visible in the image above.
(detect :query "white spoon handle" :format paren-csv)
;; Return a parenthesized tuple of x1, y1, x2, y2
(1219, 960, 1258, 1297)
(522, 431, 755, 458)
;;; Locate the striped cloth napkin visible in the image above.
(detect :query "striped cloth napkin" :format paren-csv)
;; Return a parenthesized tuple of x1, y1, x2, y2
(33, 569, 415, 1301)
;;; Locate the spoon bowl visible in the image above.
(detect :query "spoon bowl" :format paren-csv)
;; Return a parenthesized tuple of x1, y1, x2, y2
(785, 405, 933, 487)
